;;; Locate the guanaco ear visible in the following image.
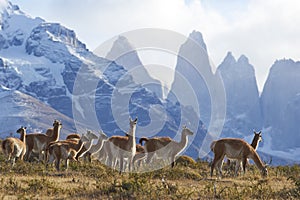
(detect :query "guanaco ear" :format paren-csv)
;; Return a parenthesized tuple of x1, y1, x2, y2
(24, 127, 27, 129)
(134, 117, 138, 122)
(259, 131, 262, 134)
(99, 130, 107, 137)
(183, 125, 187, 129)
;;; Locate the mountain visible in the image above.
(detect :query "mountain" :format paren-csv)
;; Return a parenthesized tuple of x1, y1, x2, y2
(1, 1, 300, 165)
(0, 85, 76, 139)
(261, 59, 300, 151)
(167, 30, 228, 158)
(168, 31, 213, 126)
(0, 1, 206, 159)
(217, 52, 263, 138)
(0, 1, 43, 49)
(106, 36, 163, 98)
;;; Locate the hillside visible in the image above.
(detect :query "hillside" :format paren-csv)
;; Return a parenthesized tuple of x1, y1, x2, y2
(0, 150, 299, 199)
(0, 86, 77, 138)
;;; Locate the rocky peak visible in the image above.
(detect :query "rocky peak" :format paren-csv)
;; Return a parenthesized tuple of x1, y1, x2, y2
(237, 54, 249, 64)
(188, 30, 207, 52)
(0, 1, 24, 30)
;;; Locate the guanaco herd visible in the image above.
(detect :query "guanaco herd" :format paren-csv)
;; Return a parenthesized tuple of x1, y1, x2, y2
(1, 118, 268, 178)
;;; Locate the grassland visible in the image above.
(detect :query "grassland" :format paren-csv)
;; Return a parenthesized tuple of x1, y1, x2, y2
(0, 150, 299, 199)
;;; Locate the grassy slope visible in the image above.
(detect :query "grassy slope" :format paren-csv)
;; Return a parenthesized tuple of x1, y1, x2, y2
(0, 149, 299, 199)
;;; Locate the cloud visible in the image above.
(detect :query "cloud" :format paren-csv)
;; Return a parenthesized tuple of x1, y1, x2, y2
(10, 0, 300, 90)
(206, 0, 300, 89)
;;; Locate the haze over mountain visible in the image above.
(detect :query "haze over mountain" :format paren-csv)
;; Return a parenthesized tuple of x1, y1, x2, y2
(168, 30, 212, 126)
(261, 59, 300, 153)
(0, 0, 299, 165)
(0, 0, 203, 160)
(217, 52, 263, 138)
(106, 35, 163, 98)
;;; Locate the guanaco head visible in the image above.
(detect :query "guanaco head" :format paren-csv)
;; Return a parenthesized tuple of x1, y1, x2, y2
(16, 126, 27, 134)
(81, 135, 89, 143)
(261, 166, 268, 177)
(253, 130, 262, 142)
(99, 130, 109, 141)
(182, 126, 193, 136)
(53, 119, 62, 128)
(84, 130, 98, 140)
(128, 117, 138, 136)
(130, 117, 138, 125)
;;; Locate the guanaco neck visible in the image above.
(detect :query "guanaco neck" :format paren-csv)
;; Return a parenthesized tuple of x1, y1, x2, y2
(75, 139, 84, 152)
(128, 124, 136, 151)
(249, 149, 265, 171)
(93, 136, 107, 151)
(51, 123, 61, 141)
(20, 129, 26, 145)
(179, 130, 189, 149)
(89, 139, 103, 154)
(95, 138, 103, 148)
(251, 134, 261, 150)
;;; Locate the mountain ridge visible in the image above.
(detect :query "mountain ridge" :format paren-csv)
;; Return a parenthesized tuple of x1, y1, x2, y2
(0, 1, 205, 160)
(0, 1, 299, 164)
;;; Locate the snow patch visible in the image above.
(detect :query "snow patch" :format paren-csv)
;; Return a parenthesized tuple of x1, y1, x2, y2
(259, 127, 300, 162)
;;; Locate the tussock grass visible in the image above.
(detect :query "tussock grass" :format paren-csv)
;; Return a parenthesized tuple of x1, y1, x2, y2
(0, 146, 299, 199)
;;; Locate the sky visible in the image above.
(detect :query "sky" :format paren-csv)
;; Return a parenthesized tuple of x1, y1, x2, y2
(10, 0, 300, 91)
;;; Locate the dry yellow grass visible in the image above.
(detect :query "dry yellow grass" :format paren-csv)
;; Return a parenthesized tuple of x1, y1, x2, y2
(0, 144, 299, 199)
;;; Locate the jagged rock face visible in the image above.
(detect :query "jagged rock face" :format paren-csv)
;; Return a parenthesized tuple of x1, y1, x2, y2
(26, 23, 87, 61)
(0, 1, 206, 159)
(106, 36, 163, 98)
(168, 31, 212, 126)
(0, 34, 9, 49)
(3, 1, 300, 163)
(0, 59, 22, 89)
(217, 52, 262, 137)
(261, 59, 300, 150)
(0, 1, 43, 49)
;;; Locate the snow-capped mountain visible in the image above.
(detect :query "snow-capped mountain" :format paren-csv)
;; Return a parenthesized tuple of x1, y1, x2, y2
(217, 52, 263, 137)
(0, 1, 43, 49)
(0, 85, 77, 139)
(261, 59, 300, 152)
(1, 1, 300, 165)
(0, 1, 205, 159)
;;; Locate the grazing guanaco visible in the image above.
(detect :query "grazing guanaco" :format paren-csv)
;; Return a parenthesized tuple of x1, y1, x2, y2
(226, 131, 263, 175)
(210, 138, 268, 178)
